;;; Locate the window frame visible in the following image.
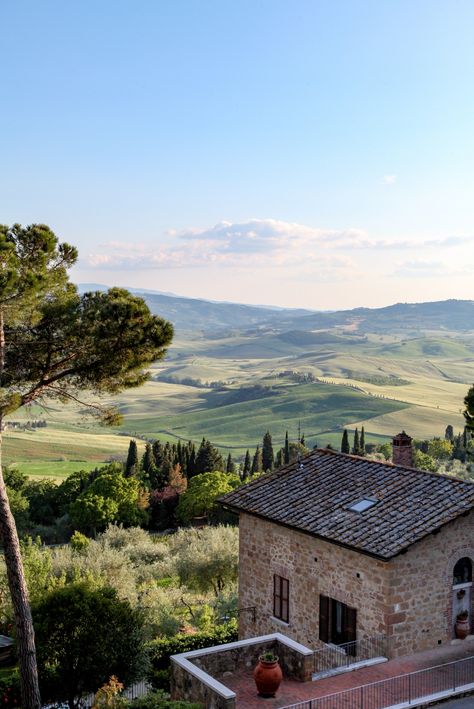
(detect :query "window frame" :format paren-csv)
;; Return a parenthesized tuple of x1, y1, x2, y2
(273, 574, 289, 623)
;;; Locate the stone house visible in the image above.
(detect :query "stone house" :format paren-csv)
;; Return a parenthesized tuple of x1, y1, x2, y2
(220, 433, 474, 658)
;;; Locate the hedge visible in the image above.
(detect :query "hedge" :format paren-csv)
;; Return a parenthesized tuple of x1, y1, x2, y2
(147, 619, 238, 685)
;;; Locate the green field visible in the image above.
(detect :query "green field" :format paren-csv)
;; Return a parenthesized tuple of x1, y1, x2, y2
(3, 312, 474, 473)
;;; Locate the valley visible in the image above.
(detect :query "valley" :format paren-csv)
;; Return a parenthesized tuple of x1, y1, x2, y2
(5, 293, 474, 478)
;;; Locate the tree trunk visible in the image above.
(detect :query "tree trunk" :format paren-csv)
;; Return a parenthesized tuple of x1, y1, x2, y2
(0, 307, 42, 708)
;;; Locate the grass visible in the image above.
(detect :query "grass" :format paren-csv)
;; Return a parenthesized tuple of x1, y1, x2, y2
(2, 325, 473, 466)
(11, 460, 101, 480)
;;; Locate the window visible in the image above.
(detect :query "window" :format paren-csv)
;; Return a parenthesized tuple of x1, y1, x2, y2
(319, 595, 357, 652)
(348, 497, 378, 513)
(273, 575, 289, 623)
(453, 558, 472, 585)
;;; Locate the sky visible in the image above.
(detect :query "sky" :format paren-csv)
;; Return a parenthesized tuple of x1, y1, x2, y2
(1, 0, 473, 310)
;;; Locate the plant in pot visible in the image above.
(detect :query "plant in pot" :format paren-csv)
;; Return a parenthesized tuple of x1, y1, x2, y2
(253, 650, 283, 697)
(455, 610, 470, 639)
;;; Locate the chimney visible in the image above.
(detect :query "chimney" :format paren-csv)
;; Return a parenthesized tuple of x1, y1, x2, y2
(392, 431, 413, 467)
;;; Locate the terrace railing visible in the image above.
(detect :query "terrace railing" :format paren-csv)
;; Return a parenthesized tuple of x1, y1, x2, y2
(282, 654, 474, 709)
(313, 634, 388, 675)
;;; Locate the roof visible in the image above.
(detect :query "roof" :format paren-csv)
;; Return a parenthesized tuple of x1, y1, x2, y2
(220, 448, 474, 560)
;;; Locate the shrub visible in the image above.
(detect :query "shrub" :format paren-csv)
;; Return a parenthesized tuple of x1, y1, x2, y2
(0, 673, 21, 707)
(147, 619, 238, 686)
(128, 689, 202, 709)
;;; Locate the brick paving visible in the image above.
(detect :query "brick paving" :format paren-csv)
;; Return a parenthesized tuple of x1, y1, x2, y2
(222, 639, 474, 708)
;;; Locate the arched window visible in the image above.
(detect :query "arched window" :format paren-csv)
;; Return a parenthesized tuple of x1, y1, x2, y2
(453, 557, 472, 585)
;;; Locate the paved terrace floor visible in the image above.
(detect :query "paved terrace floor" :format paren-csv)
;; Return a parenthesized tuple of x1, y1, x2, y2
(223, 639, 474, 708)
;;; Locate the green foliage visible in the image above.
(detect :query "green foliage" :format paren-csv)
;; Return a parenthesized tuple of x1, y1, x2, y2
(176, 471, 240, 523)
(125, 440, 139, 478)
(33, 583, 147, 706)
(413, 449, 438, 472)
(171, 526, 239, 596)
(70, 530, 90, 552)
(464, 384, 474, 432)
(0, 671, 21, 707)
(251, 444, 263, 474)
(147, 619, 238, 682)
(341, 429, 350, 454)
(427, 438, 453, 460)
(69, 464, 148, 535)
(193, 439, 224, 476)
(262, 431, 274, 472)
(128, 689, 202, 709)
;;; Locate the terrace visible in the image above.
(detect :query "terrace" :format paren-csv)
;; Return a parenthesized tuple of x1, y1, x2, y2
(171, 634, 474, 709)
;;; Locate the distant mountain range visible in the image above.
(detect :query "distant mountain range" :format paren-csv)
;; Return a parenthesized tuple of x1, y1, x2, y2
(77, 284, 474, 334)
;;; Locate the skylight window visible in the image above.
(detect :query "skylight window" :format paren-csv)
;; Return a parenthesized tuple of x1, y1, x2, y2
(348, 498, 378, 513)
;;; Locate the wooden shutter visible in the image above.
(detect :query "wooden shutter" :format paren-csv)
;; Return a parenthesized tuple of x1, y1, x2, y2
(273, 575, 280, 618)
(344, 605, 357, 655)
(319, 594, 330, 643)
(281, 577, 289, 623)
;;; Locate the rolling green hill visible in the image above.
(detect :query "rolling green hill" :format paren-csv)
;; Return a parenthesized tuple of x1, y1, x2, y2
(6, 293, 474, 476)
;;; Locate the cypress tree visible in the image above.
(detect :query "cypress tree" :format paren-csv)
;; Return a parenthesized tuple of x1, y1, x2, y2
(124, 440, 139, 477)
(341, 429, 350, 454)
(188, 444, 197, 478)
(142, 443, 154, 475)
(262, 431, 274, 472)
(152, 440, 164, 469)
(284, 431, 290, 464)
(251, 445, 263, 474)
(352, 428, 360, 455)
(242, 450, 251, 479)
(226, 453, 235, 474)
(360, 426, 366, 456)
(445, 425, 454, 441)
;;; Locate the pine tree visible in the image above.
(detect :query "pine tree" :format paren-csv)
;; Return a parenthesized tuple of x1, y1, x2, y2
(251, 444, 263, 474)
(341, 429, 350, 454)
(352, 428, 360, 455)
(194, 438, 224, 475)
(242, 450, 251, 480)
(262, 431, 274, 472)
(0, 224, 173, 709)
(124, 440, 139, 477)
(360, 426, 366, 456)
(284, 431, 290, 464)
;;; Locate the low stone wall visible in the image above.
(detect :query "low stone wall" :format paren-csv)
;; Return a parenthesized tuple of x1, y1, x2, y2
(171, 632, 314, 706)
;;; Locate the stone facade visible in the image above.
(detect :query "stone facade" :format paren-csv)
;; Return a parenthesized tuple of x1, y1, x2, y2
(238, 510, 474, 658)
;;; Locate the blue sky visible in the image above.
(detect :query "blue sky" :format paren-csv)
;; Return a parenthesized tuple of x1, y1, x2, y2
(1, 0, 473, 308)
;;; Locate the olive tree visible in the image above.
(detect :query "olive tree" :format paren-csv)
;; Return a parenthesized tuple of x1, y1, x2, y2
(0, 224, 173, 708)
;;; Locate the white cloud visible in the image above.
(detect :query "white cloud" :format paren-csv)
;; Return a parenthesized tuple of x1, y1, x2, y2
(392, 260, 472, 279)
(85, 218, 473, 272)
(383, 174, 397, 184)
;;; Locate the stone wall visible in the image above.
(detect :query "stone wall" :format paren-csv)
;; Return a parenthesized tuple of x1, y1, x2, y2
(238, 512, 391, 649)
(171, 633, 314, 705)
(171, 659, 235, 709)
(387, 511, 474, 656)
(238, 510, 474, 658)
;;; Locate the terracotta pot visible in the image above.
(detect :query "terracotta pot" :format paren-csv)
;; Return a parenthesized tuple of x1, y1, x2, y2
(455, 617, 470, 639)
(253, 657, 283, 697)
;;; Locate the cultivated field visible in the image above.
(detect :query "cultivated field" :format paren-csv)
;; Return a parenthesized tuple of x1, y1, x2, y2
(4, 303, 474, 475)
